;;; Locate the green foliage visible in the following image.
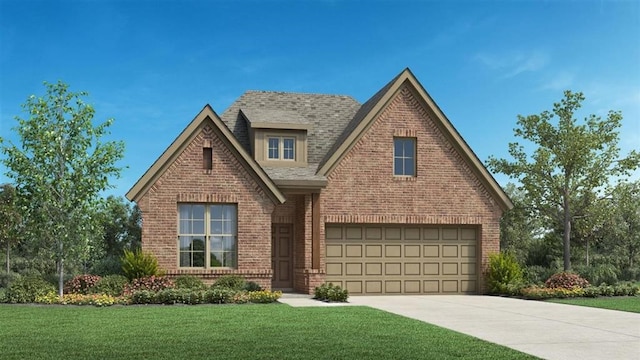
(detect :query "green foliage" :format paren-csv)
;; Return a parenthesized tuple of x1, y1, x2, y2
(486, 252, 524, 295)
(35, 291, 125, 307)
(174, 275, 207, 290)
(520, 285, 584, 300)
(574, 264, 619, 286)
(0, 184, 22, 274)
(123, 275, 174, 294)
(248, 290, 282, 303)
(522, 265, 559, 285)
(97, 196, 142, 258)
(487, 90, 640, 271)
(6, 276, 55, 303)
(129, 290, 155, 304)
(313, 283, 349, 302)
(0, 81, 125, 296)
(121, 249, 162, 281)
(0, 288, 6, 303)
(0, 271, 21, 288)
(212, 275, 246, 290)
(89, 256, 124, 276)
(64, 274, 101, 295)
(204, 287, 236, 304)
(243, 281, 263, 292)
(90, 274, 128, 297)
(545, 272, 590, 289)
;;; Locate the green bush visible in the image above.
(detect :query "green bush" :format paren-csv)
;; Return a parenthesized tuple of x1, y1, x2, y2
(520, 285, 584, 300)
(130, 290, 156, 304)
(486, 252, 523, 295)
(0, 271, 21, 289)
(64, 274, 102, 295)
(598, 284, 615, 296)
(575, 264, 619, 286)
(90, 256, 124, 276)
(212, 275, 246, 290)
(6, 276, 56, 303)
(582, 286, 601, 298)
(90, 275, 129, 296)
(204, 287, 236, 304)
(545, 272, 589, 289)
(248, 290, 282, 303)
(121, 250, 163, 281)
(174, 275, 207, 290)
(0, 288, 7, 303)
(243, 281, 263, 292)
(613, 282, 639, 296)
(314, 283, 349, 302)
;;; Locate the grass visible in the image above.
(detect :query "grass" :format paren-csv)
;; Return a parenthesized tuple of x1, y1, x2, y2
(549, 296, 640, 313)
(0, 304, 538, 360)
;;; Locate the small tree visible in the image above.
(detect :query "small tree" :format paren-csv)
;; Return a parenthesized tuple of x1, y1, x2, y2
(488, 91, 639, 271)
(0, 183, 22, 273)
(0, 81, 125, 297)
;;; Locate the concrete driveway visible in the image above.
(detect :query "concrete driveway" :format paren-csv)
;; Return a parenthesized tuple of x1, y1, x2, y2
(347, 295, 640, 360)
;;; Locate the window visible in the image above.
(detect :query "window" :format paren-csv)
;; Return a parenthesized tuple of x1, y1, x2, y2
(267, 137, 295, 160)
(393, 137, 416, 176)
(203, 147, 212, 170)
(178, 204, 237, 268)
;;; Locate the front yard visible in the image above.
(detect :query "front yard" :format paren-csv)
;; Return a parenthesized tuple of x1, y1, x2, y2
(0, 304, 538, 360)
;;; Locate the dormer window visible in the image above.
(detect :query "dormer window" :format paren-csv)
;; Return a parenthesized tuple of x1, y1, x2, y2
(267, 136, 296, 161)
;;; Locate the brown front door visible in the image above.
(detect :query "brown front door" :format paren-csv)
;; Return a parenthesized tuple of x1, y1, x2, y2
(272, 224, 293, 289)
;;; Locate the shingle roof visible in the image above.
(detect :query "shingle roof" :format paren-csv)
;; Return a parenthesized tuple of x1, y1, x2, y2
(220, 91, 361, 165)
(240, 108, 310, 126)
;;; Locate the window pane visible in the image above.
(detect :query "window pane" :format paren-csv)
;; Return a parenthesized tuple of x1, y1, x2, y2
(192, 205, 205, 220)
(404, 139, 414, 156)
(192, 238, 205, 251)
(210, 251, 223, 267)
(223, 252, 237, 268)
(180, 252, 191, 267)
(404, 158, 415, 176)
(211, 236, 223, 251)
(394, 139, 403, 156)
(268, 138, 279, 159)
(179, 220, 189, 233)
(211, 205, 222, 220)
(179, 205, 190, 220)
(179, 236, 191, 250)
(211, 219, 223, 234)
(223, 236, 235, 251)
(192, 220, 204, 234)
(283, 138, 295, 160)
(223, 204, 236, 221)
(193, 252, 205, 267)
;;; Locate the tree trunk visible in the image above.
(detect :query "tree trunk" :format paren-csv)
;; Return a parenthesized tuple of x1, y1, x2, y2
(58, 242, 64, 299)
(585, 237, 589, 267)
(563, 193, 572, 271)
(6, 242, 9, 274)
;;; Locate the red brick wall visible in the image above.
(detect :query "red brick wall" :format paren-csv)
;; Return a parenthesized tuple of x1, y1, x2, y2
(137, 122, 275, 289)
(321, 85, 504, 293)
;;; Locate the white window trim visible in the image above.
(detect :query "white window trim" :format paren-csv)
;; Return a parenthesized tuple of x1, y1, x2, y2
(393, 137, 416, 177)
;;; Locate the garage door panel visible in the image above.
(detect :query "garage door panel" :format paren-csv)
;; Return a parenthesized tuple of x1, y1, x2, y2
(346, 245, 362, 257)
(325, 225, 478, 295)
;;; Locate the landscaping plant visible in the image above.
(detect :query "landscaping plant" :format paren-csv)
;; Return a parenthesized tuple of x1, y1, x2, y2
(121, 249, 163, 281)
(486, 252, 523, 295)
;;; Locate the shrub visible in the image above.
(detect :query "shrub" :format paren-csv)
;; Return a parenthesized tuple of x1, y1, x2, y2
(486, 252, 524, 295)
(613, 282, 639, 296)
(121, 249, 163, 281)
(0, 271, 21, 289)
(598, 284, 615, 297)
(314, 283, 349, 302)
(232, 291, 250, 304)
(212, 275, 246, 290)
(575, 264, 619, 286)
(130, 290, 156, 304)
(90, 256, 124, 276)
(522, 265, 558, 286)
(6, 276, 56, 303)
(243, 281, 263, 292)
(520, 285, 584, 300)
(35, 291, 125, 307)
(123, 275, 174, 294)
(64, 274, 102, 295)
(174, 275, 207, 290)
(90, 275, 129, 296)
(204, 287, 236, 304)
(248, 290, 282, 303)
(582, 286, 601, 298)
(545, 272, 590, 289)
(0, 288, 6, 303)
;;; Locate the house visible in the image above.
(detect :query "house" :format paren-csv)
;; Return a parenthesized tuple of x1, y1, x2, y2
(125, 68, 513, 295)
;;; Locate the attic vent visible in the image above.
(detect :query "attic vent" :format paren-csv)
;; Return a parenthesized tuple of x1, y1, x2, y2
(203, 147, 212, 170)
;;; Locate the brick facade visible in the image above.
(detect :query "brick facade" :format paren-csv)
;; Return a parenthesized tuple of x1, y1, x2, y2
(321, 85, 503, 292)
(138, 123, 275, 288)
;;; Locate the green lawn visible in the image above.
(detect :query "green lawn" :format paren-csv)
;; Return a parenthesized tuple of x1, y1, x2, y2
(0, 304, 538, 360)
(549, 296, 640, 313)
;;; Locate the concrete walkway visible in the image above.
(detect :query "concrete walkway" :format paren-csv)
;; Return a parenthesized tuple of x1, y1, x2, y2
(279, 294, 640, 360)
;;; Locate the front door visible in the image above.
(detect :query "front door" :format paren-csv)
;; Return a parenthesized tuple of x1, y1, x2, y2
(272, 224, 293, 289)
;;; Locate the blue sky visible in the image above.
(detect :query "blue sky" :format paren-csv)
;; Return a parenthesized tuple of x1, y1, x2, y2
(1, 0, 639, 199)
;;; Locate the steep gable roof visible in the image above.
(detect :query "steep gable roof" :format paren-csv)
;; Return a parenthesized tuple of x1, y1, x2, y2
(318, 68, 513, 211)
(125, 105, 286, 204)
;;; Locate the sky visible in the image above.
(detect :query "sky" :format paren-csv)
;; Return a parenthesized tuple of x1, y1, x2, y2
(1, 0, 639, 200)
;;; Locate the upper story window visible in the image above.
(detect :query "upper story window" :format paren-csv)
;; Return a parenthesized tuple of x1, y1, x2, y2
(267, 136, 296, 161)
(393, 137, 416, 176)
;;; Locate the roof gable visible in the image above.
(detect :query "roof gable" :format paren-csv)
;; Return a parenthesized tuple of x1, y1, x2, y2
(125, 105, 286, 204)
(318, 68, 513, 211)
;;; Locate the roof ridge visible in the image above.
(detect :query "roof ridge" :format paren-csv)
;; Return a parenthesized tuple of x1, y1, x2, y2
(243, 90, 357, 100)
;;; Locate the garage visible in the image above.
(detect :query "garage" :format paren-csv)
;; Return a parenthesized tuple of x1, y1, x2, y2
(325, 225, 478, 295)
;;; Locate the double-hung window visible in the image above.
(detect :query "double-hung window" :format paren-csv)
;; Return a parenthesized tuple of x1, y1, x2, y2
(393, 137, 416, 176)
(178, 204, 237, 268)
(267, 137, 295, 160)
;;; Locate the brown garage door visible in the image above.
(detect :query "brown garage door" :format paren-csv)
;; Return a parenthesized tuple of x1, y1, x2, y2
(325, 225, 478, 295)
